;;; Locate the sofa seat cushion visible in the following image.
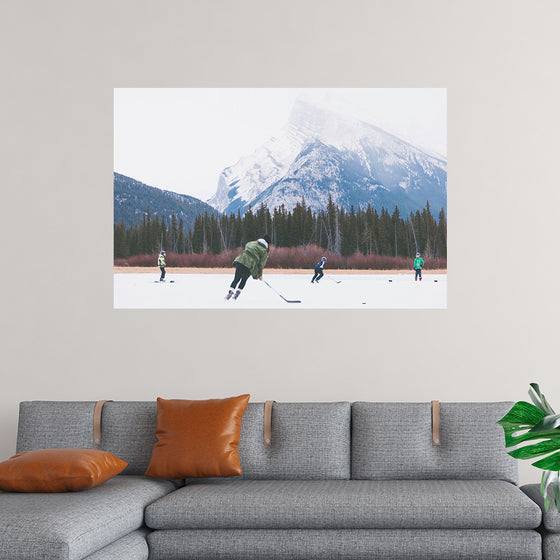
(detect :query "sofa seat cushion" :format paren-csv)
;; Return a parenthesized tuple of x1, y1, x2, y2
(145, 479, 541, 531)
(0, 475, 179, 560)
(147, 529, 542, 560)
(544, 533, 560, 560)
(82, 529, 149, 560)
(522, 483, 560, 533)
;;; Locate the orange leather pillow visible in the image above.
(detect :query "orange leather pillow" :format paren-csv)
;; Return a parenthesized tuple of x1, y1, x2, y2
(0, 448, 128, 492)
(145, 394, 250, 479)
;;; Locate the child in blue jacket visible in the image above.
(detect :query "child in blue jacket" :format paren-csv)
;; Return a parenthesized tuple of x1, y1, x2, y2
(311, 256, 327, 283)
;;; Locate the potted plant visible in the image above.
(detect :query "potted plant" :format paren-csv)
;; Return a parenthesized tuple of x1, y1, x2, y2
(497, 383, 560, 512)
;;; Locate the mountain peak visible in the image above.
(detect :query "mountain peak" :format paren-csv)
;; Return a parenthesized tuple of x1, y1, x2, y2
(207, 100, 447, 216)
(286, 97, 373, 149)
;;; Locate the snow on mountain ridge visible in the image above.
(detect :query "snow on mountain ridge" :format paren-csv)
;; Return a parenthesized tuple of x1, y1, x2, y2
(286, 99, 381, 150)
(207, 98, 447, 215)
(208, 128, 303, 213)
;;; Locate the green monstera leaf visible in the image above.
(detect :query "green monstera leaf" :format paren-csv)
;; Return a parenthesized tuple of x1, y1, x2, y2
(497, 383, 560, 512)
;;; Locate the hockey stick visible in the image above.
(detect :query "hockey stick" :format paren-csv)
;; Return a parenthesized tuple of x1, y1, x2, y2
(325, 274, 342, 284)
(262, 279, 301, 304)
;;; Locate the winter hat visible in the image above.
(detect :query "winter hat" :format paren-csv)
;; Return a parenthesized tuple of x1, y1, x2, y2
(161, 250, 166, 255)
(321, 256, 327, 261)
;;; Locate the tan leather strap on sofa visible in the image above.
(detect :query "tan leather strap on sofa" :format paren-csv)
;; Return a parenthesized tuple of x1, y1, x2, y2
(93, 400, 112, 445)
(264, 400, 275, 445)
(432, 400, 440, 446)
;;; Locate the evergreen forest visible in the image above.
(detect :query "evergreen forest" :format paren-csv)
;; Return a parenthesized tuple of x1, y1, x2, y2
(114, 197, 446, 264)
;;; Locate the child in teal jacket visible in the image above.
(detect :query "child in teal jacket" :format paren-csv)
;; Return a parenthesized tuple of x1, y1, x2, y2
(413, 252, 424, 281)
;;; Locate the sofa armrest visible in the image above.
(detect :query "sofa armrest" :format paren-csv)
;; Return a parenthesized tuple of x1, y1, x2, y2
(522, 484, 560, 533)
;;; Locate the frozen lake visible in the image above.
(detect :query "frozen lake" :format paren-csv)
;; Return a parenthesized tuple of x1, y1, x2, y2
(114, 272, 447, 309)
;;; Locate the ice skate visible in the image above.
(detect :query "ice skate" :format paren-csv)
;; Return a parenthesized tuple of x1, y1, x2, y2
(225, 289, 235, 300)
(233, 289, 242, 300)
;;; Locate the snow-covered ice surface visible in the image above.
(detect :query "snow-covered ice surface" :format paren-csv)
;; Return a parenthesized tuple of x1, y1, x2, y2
(114, 273, 447, 309)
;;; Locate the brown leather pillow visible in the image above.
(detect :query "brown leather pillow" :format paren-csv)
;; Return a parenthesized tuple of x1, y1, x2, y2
(0, 448, 128, 492)
(145, 394, 250, 479)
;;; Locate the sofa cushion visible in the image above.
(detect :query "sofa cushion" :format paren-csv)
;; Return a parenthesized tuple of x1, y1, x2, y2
(544, 533, 560, 560)
(17, 401, 159, 476)
(82, 529, 149, 560)
(0, 475, 179, 560)
(98, 402, 157, 475)
(238, 402, 351, 479)
(352, 402, 518, 483)
(522, 483, 560, 533)
(145, 479, 541, 530)
(147, 529, 541, 560)
(17, 401, 97, 452)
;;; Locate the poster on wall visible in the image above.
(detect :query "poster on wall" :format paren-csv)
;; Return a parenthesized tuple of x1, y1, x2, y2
(114, 88, 447, 309)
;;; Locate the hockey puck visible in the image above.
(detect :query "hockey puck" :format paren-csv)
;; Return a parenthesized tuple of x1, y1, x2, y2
(388, 279, 392, 282)
(362, 302, 366, 305)
(434, 280, 438, 283)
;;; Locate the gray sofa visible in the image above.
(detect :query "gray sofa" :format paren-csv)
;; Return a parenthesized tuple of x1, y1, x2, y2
(0, 400, 554, 559)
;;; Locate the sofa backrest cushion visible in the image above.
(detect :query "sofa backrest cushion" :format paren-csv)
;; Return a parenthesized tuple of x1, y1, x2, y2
(17, 401, 352, 479)
(17, 401, 97, 450)
(239, 402, 351, 480)
(17, 401, 158, 475)
(351, 402, 518, 484)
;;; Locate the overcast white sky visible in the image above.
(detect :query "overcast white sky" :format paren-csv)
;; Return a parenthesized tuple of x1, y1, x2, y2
(114, 88, 446, 201)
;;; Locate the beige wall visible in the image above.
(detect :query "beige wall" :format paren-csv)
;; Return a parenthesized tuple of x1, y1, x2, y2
(1, 0, 559, 485)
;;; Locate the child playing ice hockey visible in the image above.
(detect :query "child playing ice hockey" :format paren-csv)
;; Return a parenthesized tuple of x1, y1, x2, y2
(311, 256, 327, 283)
(413, 252, 424, 281)
(158, 250, 166, 282)
(226, 235, 271, 300)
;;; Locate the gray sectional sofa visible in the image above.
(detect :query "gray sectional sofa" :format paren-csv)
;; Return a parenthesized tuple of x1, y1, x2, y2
(0, 400, 557, 559)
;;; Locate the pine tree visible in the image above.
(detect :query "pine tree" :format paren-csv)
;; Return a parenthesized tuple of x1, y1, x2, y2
(177, 218, 186, 253)
(114, 220, 128, 258)
(243, 206, 256, 244)
(170, 213, 178, 252)
(341, 205, 358, 256)
(436, 208, 447, 258)
(191, 214, 203, 253)
(326, 195, 341, 254)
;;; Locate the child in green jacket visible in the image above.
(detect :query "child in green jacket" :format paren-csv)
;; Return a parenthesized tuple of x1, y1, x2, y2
(226, 235, 271, 300)
(413, 252, 424, 281)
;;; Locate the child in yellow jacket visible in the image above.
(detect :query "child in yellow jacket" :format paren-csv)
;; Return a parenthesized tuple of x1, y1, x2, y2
(158, 250, 166, 282)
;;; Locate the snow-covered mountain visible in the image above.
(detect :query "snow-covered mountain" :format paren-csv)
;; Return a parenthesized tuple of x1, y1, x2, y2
(207, 98, 447, 216)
